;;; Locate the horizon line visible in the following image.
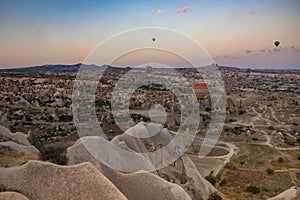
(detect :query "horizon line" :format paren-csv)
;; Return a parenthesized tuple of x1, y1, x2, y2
(0, 62, 299, 71)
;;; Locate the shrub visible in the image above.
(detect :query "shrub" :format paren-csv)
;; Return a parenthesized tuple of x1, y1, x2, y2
(205, 171, 217, 186)
(246, 186, 260, 195)
(46, 115, 54, 122)
(219, 179, 227, 186)
(239, 110, 245, 115)
(284, 140, 295, 146)
(266, 168, 275, 175)
(224, 161, 236, 170)
(58, 115, 73, 122)
(226, 127, 245, 135)
(209, 193, 222, 200)
(278, 157, 284, 163)
(252, 137, 259, 141)
(268, 126, 275, 130)
(0, 184, 7, 192)
(205, 107, 212, 112)
(41, 146, 67, 165)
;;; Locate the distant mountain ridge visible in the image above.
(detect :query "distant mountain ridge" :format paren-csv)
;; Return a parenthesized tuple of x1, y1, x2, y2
(0, 64, 299, 75)
(0, 63, 88, 74)
(0, 63, 117, 75)
(0, 64, 241, 73)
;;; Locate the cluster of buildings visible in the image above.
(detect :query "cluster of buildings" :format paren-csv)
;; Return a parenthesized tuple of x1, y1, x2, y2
(222, 69, 300, 95)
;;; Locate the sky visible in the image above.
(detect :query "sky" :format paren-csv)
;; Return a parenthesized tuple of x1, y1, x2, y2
(0, 0, 299, 69)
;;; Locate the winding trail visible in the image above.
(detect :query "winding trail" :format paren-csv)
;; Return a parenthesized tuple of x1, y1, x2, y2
(187, 135, 239, 176)
(207, 141, 238, 175)
(247, 106, 300, 150)
(258, 129, 300, 150)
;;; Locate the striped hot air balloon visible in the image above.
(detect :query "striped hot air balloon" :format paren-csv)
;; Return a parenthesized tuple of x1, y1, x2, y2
(192, 83, 208, 100)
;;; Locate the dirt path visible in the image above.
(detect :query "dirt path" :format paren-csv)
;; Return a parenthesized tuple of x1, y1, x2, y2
(209, 142, 238, 175)
(250, 106, 299, 150)
(197, 137, 239, 175)
(256, 129, 300, 150)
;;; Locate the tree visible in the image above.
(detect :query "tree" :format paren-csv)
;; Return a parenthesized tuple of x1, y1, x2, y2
(205, 171, 217, 186)
(246, 186, 260, 195)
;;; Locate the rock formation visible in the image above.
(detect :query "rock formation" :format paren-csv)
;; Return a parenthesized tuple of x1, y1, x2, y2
(67, 122, 215, 200)
(67, 136, 192, 200)
(0, 141, 39, 156)
(267, 186, 300, 200)
(0, 192, 29, 200)
(0, 126, 31, 146)
(0, 126, 40, 156)
(0, 161, 127, 200)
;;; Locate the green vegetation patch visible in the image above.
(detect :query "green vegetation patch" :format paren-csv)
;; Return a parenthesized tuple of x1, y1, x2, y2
(234, 144, 277, 170)
(205, 171, 217, 186)
(266, 168, 275, 175)
(246, 185, 260, 195)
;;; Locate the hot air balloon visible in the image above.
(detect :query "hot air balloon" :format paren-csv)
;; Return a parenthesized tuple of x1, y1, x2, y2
(192, 83, 208, 100)
(152, 38, 156, 42)
(274, 41, 280, 47)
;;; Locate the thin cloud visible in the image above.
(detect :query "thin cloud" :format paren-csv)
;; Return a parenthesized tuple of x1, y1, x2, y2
(290, 46, 300, 53)
(156, 9, 163, 15)
(259, 49, 266, 53)
(245, 50, 252, 54)
(223, 55, 237, 59)
(245, 45, 300, 56)
(214, 55, 238, 60)
(183, 6, 189, 12)
(273, 48, 280, 52)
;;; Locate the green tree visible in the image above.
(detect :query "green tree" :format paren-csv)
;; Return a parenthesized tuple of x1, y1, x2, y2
(205, 171, 217, 186)
(246, 186, 260, 195)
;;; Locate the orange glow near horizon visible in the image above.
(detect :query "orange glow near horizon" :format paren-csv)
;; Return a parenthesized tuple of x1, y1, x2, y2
(112, 49, 192, 67)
